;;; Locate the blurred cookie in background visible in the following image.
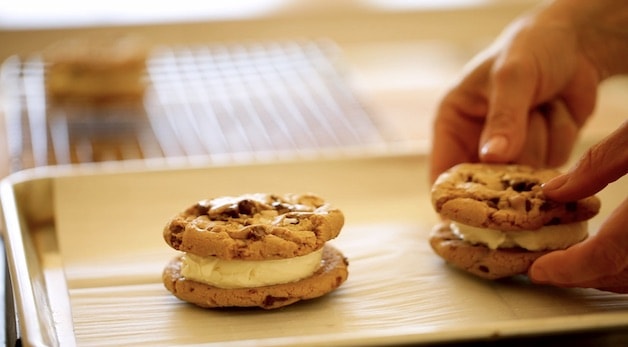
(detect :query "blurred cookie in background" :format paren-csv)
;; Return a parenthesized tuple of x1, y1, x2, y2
(43, 34, 148, 105)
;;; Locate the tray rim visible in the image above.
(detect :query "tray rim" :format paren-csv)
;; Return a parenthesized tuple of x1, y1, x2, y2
(2, 154, 628, 347)
(1, 172, 59, 347)
(0, 153, 423, 347)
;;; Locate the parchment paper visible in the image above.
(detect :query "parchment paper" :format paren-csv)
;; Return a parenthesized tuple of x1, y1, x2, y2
(51, 157, 628, 346)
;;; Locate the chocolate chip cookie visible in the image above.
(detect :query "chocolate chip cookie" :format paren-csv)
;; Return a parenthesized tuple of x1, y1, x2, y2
(162, 193, 349, 309)
(431, 163, 600, 231)
(429, 222, 549, 279)
(163, 244, 348, 309)
(429, 163, 601, 280)
(164, 193, 345, 260)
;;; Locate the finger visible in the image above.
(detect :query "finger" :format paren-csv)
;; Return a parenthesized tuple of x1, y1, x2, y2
(479, 51, 538, 163)
(595, 285, 628, 294)
(569, 271, 628, 294)
(431, 107, 483, 183)
(559, 55, 599, 127)
(515, 108, 548, 167)
(430, 89, 488, 183)
(543, 120, 628, 200)
(543, 100, 580, 167)
(529, 197, 628, 287)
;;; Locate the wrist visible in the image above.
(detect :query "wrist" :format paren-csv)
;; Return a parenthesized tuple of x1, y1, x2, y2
(547, 0, 628, 78)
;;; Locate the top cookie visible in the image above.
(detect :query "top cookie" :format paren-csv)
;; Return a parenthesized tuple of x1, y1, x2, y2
(163, 193, 344, 260)
(431, 163, 600, 231)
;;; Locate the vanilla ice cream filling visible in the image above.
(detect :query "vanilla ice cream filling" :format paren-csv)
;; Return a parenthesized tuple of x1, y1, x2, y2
(181, 248, 324, 289)
(451, 222, 588, 251)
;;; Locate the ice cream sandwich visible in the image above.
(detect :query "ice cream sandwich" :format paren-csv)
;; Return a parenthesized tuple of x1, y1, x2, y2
(162, 193, 348, 309)
(429, 163, 600, 279)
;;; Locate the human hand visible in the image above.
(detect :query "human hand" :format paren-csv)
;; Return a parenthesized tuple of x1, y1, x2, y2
(528, 121, 628, 293)
(429, 0, 628, 293)
(430, 4, 601, 183)
(430, 0, 628, 183)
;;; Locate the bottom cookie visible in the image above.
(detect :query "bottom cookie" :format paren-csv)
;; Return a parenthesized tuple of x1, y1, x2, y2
(163, 244, 349, 309)
(429, 223, 549, 280)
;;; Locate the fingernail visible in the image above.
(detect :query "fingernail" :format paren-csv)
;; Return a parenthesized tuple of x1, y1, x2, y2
(542, 173, 569, 192)
(480, 135, 509, 158)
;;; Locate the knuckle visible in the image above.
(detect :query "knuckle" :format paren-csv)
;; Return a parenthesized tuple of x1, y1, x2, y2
(492, 54, 534, 84)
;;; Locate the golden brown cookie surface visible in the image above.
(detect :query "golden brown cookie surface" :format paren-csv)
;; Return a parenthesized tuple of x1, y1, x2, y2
(44, 35, 147, 104)
(163, 193, 344, 260)
(431, 163, 600, 231)
(429, 223, 549, 279)
(163, 244, 349, 309)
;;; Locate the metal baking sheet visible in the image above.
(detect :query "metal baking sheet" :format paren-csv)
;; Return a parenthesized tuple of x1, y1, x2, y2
(2, 154, 627, 347)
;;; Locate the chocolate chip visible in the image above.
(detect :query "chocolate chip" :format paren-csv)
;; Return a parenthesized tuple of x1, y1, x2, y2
(478, 265, 490, 273)
(488, 197, 500, 209)
(169, 223, 184, 234)
(237, 199, 256, 215)
(245, 225, 266, 240)
(272, 201, 291, 215)
(511, 180, 535, 192)
(565, 201, 578, 212)
(222, 207, 240, 219)
(187, 203, 209, 216)
(168, 222, 186, 249)
(263, 295, 288, 307)
(547, 217, 561, 225)
(169, 235, 181, 248)
(540, 201, 554, 211)
(500, 179, 510, 190)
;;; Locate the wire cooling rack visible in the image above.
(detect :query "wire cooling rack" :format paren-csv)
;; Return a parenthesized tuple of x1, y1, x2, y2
(0, 40, 397, 172)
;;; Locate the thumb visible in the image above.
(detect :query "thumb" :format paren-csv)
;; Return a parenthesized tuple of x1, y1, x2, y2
(479, 53, 537, 163)
(529, 197, 628, 287)
(543, 120, 628, 201)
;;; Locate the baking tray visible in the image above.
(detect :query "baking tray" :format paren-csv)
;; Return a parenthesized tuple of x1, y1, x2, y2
(2, 154, 628, 346)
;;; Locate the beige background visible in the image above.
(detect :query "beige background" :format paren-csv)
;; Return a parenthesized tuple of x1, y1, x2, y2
(1, 0, 626, 177)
